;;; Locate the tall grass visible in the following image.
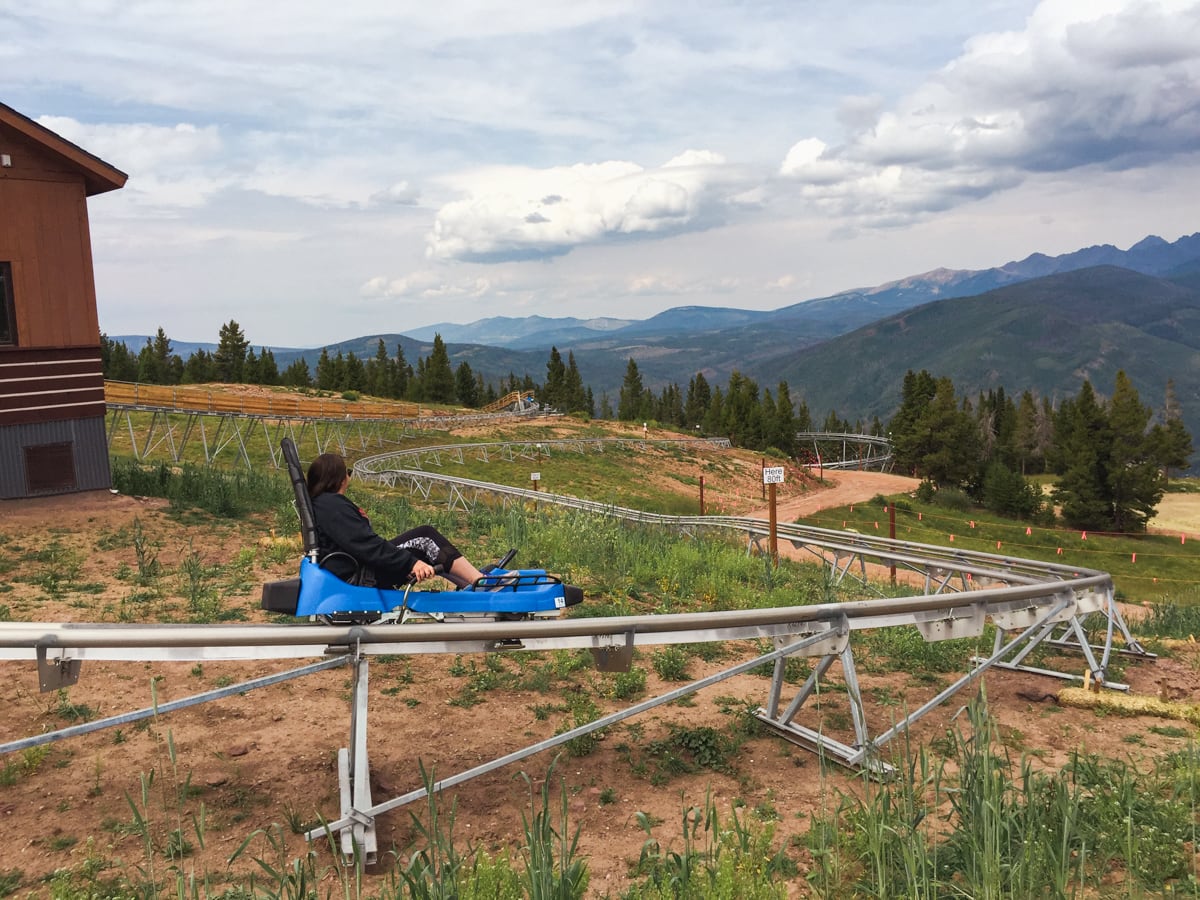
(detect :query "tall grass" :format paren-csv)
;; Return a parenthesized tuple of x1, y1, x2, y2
(111, 458, 292, 518)
(805, 689, 1200, 898)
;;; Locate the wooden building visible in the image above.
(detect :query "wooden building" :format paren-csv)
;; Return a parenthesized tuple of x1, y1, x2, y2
(0, 102, 127, 499)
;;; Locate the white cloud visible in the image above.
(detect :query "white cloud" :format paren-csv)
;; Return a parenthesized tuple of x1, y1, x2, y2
(425, 152, 756, 262)
(360, 270, 498, 300)
(779, 0, 1200, 225)
(371, 181, 421, 206)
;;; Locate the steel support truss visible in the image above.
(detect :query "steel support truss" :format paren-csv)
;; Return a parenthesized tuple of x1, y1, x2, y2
(795, 431, 894, 472)
(106, 406, 429, 469)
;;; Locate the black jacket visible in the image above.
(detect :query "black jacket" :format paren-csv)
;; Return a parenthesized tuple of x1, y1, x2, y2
(310, 492, 415, 588)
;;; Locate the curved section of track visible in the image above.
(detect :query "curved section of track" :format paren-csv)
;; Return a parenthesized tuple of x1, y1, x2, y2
(795, 431, 894, 471)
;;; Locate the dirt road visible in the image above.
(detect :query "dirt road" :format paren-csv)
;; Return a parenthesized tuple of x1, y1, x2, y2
(745, 468, 921, 521)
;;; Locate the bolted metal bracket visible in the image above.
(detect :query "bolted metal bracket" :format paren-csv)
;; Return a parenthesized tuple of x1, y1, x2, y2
(37, 647, 81, 692)
(590, 631, 635, 672)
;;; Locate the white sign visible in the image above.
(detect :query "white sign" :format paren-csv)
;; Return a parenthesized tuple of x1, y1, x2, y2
(530, 472, 541, 481)
(762, 466, 785, 484)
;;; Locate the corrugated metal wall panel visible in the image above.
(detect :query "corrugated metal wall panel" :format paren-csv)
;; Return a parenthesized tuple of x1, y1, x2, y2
(0, 415, 110, 499)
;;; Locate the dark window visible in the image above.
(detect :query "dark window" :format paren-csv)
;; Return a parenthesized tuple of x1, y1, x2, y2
(0, 262, 15, 346)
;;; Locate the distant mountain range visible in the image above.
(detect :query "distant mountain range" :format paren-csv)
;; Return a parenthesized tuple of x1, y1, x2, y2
(112, 231, 1200, 460)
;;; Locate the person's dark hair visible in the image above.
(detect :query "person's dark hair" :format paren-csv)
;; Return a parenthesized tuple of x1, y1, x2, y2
(307, 452, 348, 498)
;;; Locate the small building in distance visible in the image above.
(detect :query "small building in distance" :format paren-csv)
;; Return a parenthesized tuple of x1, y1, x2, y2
(0, 101, 127, 499)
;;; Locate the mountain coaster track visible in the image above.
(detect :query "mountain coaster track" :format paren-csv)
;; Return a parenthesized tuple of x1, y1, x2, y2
(0, 429, 1147, 862)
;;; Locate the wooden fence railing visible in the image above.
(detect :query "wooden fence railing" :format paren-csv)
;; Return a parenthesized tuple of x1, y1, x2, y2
(481, 390, 528, 413)
(104, 381, 423, 420)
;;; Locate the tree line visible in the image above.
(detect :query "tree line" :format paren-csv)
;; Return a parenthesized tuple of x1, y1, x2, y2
(101, 323, 575, 409)
(610, 360, 1192, 533)
(103, 324, 1193, 532)
(886, 369, 1192, 532)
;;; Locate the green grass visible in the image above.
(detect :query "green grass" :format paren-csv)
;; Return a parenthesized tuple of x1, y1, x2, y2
(796, 495, 1200, 603)
(403, 437, 735, 515)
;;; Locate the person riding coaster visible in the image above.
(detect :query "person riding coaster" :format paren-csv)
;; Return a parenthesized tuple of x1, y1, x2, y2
(260, 438, 584, 625)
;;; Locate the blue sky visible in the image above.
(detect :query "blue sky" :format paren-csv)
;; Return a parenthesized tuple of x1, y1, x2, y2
(6, 0, 1200, 347)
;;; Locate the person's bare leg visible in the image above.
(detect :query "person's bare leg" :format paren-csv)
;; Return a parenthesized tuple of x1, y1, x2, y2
(448, 557, 486, 586)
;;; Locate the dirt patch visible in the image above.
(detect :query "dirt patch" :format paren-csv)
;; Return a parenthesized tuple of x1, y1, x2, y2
(1149, 492, 1200, 537)
(0, 448, 1194, 896)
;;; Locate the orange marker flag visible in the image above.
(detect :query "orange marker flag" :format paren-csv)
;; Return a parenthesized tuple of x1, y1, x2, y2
(1025, 527, 1032, 536)
(1057, 547, 1063, 555)
(1131, 552, 1136, 563)
(1081, 531, 1087, 540)
(950, 534, 955, 542)
(997, 541, 1002, 549)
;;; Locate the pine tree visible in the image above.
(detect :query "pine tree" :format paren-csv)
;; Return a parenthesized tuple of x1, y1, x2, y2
(773, 381, 797, 456)
(1013, 390, 1043, 475)
(1106, 371, 1163, 532)
(455, 361, 479, 407)
(214, 320, 250, 383)
(1053, 381, 1113, 530)
(315, 349, 334, 390)
(257, 348, 279, 385)
(366, 340, 390, 397)
(423, 335, 456, 404)
(343, 352, 366, 392)
(243, 348, 261, 384)
(795, 399, 812, 433)
(544, 347, 566, 409)
(659, 383, 683, 425)
(281, 357, 312, 388)
(392, 344, 411, 399)
(136, 337, 163, 384)
(684, 373, 711, 428)
(889, 369, 938, 476)
(895, 377, 978, 487)
(564, 352, 587, 413)
(1149, 379, 1194, 485)
(702, 386, 724, 436)
(617, 359, 644, 421)
(181, 349, 216, 384)
(723, 371, 762, 448)
(100, 334, 139, 381)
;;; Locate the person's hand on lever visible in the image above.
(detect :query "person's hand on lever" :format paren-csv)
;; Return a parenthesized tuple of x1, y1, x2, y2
(410, 560, 436, 582)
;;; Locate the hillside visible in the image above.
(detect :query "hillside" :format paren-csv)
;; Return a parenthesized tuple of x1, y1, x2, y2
(761, 266, 1200, 438)
(107, 234, 1200, 455)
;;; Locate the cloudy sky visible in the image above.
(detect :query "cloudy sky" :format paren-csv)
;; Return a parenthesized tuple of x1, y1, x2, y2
(6, 0, 1200, 348)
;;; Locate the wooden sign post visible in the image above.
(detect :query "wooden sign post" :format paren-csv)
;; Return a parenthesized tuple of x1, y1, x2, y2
(763, 466, 785, 567)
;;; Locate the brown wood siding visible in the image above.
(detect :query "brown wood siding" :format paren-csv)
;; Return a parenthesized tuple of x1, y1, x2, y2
(0, 120, 101, 349)
(0, 348, 105, 425)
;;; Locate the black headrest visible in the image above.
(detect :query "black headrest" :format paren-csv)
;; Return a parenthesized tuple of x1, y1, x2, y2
(281, 437, 319, 557)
